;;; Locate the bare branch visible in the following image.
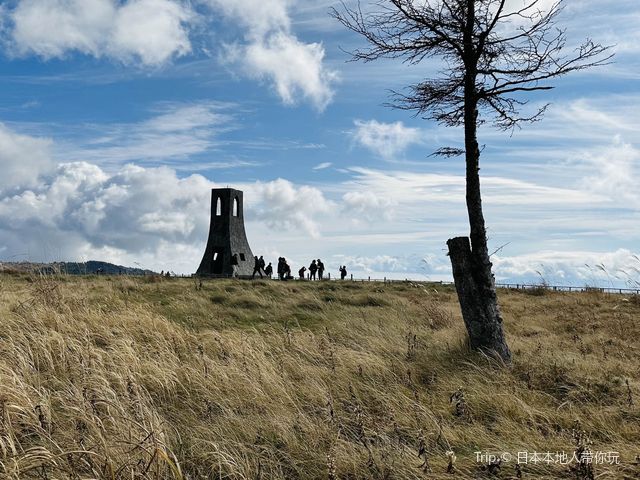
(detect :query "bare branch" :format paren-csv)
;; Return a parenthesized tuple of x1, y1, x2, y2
(331, 0, 612, 129)
(430, 147, 465, 157)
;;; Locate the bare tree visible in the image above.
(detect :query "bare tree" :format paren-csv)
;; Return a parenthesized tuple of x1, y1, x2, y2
(331, 0, 612, 363)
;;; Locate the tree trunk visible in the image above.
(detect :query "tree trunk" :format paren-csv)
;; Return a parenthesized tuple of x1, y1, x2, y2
(448, 0, 512, 364)
(448, 237, 511, 363)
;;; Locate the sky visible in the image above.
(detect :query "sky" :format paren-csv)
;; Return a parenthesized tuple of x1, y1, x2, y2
(0, 0, 638, 288)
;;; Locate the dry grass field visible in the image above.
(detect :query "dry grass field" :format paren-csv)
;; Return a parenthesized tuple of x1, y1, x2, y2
(0, 273, 638, 479)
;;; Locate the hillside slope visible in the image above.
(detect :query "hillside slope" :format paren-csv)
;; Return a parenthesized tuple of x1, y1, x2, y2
(0, 274, 638, 479)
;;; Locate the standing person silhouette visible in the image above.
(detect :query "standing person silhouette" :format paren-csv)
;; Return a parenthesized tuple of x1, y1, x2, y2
(317, 259, 325, 280)
(277, 257, 284, 280)
(309, 259, 318, 280)
(252, 256, 263, 279)
(283, 258, 292, 280)
(340, 265, 348, 280)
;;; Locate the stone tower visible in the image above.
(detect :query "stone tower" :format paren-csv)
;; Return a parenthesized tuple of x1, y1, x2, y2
(196, 188, 255, 276)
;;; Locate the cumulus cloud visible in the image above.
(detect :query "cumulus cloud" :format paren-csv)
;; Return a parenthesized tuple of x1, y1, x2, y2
(0, 121, 337, 270)
(2, 0, 338, 105)
(246, 178, 333, 237)
(0, 159, 339, 270)
(0, 123, 55, 193)
(352, 120, 423, 159)
(209, 0, 337, 110)
(342, 191, 395, 222)
(0, 162, 212, 260)
(6, 0, 193, 66)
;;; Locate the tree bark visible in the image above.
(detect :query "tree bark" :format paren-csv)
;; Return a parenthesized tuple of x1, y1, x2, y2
(448, 237, 511, 362)
(448, 0, 512, 364)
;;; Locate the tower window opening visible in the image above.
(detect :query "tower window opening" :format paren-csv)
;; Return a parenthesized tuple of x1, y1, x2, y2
(233, 197, 239, 217)
(239, 253, 246, 261)
(211, 248, 224, 274)
(215, 197, 222, 216)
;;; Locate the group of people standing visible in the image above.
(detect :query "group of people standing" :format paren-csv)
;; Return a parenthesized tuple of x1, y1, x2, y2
(297, 259, 348, 281)
(306, 259, 325, 280)
(243, 253, 347, 281)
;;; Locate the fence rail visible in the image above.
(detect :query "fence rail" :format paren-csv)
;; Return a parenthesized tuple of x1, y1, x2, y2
(185, 273, 640, 295)
(6, 267, 636, 295)
(494, 283, 640, 295)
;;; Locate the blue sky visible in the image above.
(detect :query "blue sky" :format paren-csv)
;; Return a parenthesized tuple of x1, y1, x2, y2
(0, 0, 639, 287)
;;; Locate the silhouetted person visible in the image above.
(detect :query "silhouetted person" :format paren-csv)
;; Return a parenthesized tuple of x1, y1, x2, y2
(252, 255, 263, 279)
(265, 262, 273, 277)
(298, 266, 307, 279)
(259, 255, 265, 272)
(309, 259, 318, 280)
(317, 259, 325, 280)
(340, 265, 348, 280)
(277, 257, 284, 280)
(283, 259, 292, 280)
(231, 253, 239, 278)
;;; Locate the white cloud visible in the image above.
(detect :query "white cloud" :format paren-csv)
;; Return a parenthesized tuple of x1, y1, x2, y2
(0, 158, 339, 271)
(326, 249, 640, 289)
(207, 0, 291, 38)
(579, 137, 640, 208)
(110, 0, 193, 65)
(352, 120, 423, 159)
(344, 167, 604, 207)
(62, 101, 237, 168)
(7, 0, 193, 66)
(0, 123, 55, 193)
(313, 162, 332, 170)
(0, 122, 337, 270)
(209, 0, 337, 110)
(245, 178, 334, 237)
(0, 162, 211, 255)
(342, 190, 395, 223)
(3, 0, 338, 105)
(492, 249, 640, 288)
(332, 254, 413, 274)
(237, 32, 336, 109)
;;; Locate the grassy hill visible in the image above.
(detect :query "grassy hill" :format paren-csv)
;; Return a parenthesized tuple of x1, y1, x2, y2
(0, 273, 638, 479)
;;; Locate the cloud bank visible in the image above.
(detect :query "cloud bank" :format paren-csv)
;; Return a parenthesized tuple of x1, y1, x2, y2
(0, 122, 337, 270)
(7, 0, 193, 66)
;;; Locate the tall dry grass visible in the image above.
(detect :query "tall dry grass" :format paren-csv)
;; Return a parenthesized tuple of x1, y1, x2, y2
(0, 273, 638, 479)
